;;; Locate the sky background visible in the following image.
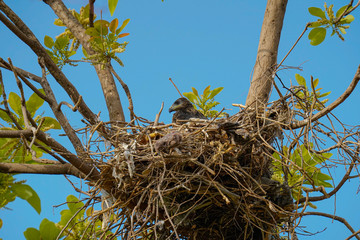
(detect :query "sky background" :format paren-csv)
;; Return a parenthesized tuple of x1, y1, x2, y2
(1, 0, 360, 239)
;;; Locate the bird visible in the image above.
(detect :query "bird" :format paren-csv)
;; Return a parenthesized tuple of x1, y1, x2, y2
(169, 97, 207, 124)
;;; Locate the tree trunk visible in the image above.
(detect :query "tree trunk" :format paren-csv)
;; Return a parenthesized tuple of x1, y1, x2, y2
(245, 0, 288, 107)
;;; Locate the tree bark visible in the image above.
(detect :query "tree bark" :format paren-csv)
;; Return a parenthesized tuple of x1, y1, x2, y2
(43, 0, 125, 123)
(245, 0, 288, 107)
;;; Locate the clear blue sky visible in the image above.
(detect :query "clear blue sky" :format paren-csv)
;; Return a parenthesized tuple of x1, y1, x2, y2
(1, 0, 360, 239)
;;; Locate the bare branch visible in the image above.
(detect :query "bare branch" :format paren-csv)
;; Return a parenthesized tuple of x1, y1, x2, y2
(291, 65, 360, 129)
(299, 212, 360, 240)
(0, 162, 86, 179)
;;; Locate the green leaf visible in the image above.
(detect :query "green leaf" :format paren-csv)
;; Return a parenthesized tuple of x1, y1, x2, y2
(109, 18, 119, 33)
(209, 87, 224, 99)
(8, 92, 22, 117)
(40, 117, 61, 132)
(308, 27, 326, 46)
(11, 184, 41, 214)
(26, 89, 45, 117)
(54, 36, 69, 50)
(0, 109, 14, 123)
(116, 19, 130, 34)
(94, 20, 109, 35)
(108, 0, 119, 16)
(85, 27, 100, 37)
(308, 7, 327, 19)
(183, 92, 196, 103)
(24, 228, 41, 240)
(336, 5, 351, 18)
(312, 78, 319, 88)
(319, 91, 331, 98)
(53, 19, 65, 26)
(295, 74, 306, 87)
(59, 209, 73, 226)
(341, 15, 355, 24)
(39, 218, 61, 240)
(44, 36, 54, 49)
(67, 195, 84, 214)
(191, 87, 199, 97)
(203, 85, 211, 98)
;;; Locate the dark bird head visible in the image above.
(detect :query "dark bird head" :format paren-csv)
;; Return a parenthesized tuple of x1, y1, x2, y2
(169, 98, 193, 113)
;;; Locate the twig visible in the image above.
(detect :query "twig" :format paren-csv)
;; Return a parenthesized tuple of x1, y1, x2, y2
(291, 65, 360, 129)
(57, 95, 82, 112)
(169, 78, 183, 97)
(154, 102, 164, 126)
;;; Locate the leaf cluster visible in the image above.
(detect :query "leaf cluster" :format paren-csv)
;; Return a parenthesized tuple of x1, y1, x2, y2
(24, 195, 112, 240)
(84, 18, 130, 66)
(308, 4, 355, 45)
(183, 85, 226, 118)
(272, 144, 333, 208)
(0, 90, 61, 163)
(293, 74, 330, 112)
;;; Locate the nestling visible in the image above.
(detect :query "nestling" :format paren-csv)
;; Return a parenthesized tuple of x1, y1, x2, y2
(169, 97, 207, 124)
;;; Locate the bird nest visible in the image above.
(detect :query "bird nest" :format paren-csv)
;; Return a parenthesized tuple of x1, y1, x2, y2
(94, 102, 293, 240)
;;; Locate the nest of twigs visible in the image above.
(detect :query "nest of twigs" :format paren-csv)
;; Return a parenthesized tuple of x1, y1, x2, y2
(97, 103, 294, 240)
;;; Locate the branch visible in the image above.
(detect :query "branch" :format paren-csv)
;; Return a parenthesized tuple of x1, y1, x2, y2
(299, 212, 360, 240)
(43, 0, 125, 123)
(0, 162, 86, 179)
(290, 65, 360, 129)
(0, 2, 99, 125)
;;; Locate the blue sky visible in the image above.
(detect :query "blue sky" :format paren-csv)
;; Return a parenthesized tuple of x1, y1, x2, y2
(1, 0, 360, 239)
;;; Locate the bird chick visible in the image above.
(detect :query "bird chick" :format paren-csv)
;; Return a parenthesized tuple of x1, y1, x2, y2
(169, 97, 207, 124)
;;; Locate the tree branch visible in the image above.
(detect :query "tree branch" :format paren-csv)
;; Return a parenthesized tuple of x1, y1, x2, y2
(0, 1, 99, 125)
(299, 212, 360, 240)
(290, 65, 360, 129)
(0, 162, 86, 179)
(43, 0, 125, 123)
(245, 0, 288, 107)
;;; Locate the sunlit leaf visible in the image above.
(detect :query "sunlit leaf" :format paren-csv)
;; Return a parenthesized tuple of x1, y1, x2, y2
(116, 19, 130, 34)
(117, 33, 129, 38)
(8, 92, 22, 117)
(11, 184, 41, 214)
(336, 5, 352, 18)
(24, 227, 41, 240)
(39, 218, 61, 240)
(109, 18, 119, 33)
(295, 74, 306, 87)
(44, 36, 54, 49)
(54, 36, 70, 50)
(85, 27, 100, 37)
(209, 87, 224, 99)
(40, 117, 61, 132)
(203, 85, 211, 98)
(183, 92, 196, 103)
(108, 0, 119, 16)
(308, 27, 326, 46)
(26, 89, 45, 117)
(308, 7, 326, 19)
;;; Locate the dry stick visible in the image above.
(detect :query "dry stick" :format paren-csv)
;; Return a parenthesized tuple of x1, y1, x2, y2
(169, 78, 183, 97)
(346, 228, 360, 240)
(299, 212, 360, 240)
(291, 65, 360, 129)
(58, 95, 83, 112)
(275, 23, 311, 72)
(154, 102, 164, 126)
(109, 64, 135, 122)
(0, 57, 42, 83)
(334, 0, 360, 25)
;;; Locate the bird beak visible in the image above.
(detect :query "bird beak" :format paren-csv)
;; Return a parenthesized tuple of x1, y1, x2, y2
(169, 105, 175, 113)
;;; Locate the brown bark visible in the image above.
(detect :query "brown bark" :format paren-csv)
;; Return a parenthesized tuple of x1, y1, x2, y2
(245, 0, 288, 107)
(43, 0, 125, 123)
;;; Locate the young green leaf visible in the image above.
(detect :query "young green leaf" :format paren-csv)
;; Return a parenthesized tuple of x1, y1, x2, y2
(203, 85, 211, 98)
(117, 19, 130, 34)
(40, 117, 61, 131)
(26, 89, 45, 117)
(23, 228, 41, 240)
(8, 92, 22, 117)
(308, 7, 327, 19)
(191, 87, 199, 97)
(11, 184, 41, 214)
(85, 27, 100, 37)
(108, 0, 119, 16)
(295, 74, 306, 87)
(39, 218, 61, 240)
(44, 36, 54, 49)
(183, 92, 196, 103)
(336, 5, 351, 18)
(308, 27, 326, 46)
(209, 87, 224, 99)
(54, 36, 70, 50)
